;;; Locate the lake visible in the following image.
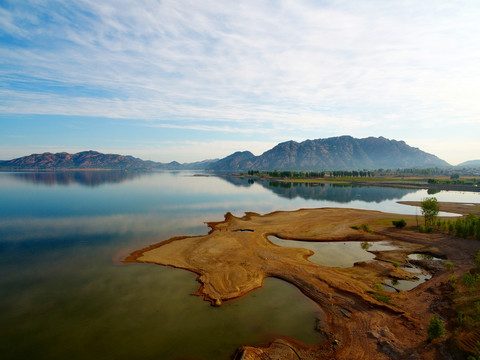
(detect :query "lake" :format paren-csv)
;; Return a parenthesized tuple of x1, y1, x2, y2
(0, 171, 478, 360)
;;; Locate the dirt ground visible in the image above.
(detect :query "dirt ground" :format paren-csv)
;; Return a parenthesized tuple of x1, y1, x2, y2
(125, 203, 480, 360)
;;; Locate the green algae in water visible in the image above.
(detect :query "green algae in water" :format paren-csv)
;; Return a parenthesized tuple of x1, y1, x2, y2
(1, 256, 322, 360)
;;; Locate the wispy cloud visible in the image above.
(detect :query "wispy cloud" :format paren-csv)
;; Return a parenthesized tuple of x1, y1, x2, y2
(1, 0, 480, 163)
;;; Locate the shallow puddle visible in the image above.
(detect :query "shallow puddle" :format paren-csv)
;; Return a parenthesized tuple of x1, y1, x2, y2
(267, 236, 396, 268)
(267, 236, 434, 292)
(384, 265, 432, 291)
(408, 253, 442, 261)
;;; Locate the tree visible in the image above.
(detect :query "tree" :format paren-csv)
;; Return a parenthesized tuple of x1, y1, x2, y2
(420, 197, 440, 227)
(427, 314, 445, 341)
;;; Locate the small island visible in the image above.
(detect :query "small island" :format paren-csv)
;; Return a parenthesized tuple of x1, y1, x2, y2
(126, 203, 480, 360)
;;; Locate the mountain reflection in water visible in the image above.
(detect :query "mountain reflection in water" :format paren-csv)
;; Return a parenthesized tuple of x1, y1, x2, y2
(6, 170, 151, 187)
(219, 176, 418, 203)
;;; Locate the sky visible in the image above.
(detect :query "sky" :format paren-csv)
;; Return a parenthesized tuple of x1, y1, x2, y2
(1, 0, 479, 165)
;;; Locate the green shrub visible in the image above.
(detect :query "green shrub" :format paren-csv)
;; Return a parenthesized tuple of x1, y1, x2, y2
(392, 219, 407, 228)
(361, 224, 372, 233)
(419, 225, 434, 233)
(463, 272, 480, 288)
(440, 220, 447, 232)
(449, 273, 458, 290)
(361, 241, 372, 250)
(373, 283, 384, 291)
(448, 221, 454, 233)
(351, 225, 361, 230)
(427, 314, 445, 341)
(444, 261, 454, 270)
(467, 341, 480, 360)
(453, 214, 480, 239)
(449, 273, 457, 284)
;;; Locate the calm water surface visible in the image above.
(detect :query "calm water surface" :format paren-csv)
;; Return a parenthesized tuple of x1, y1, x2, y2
(1, 171, 478, 359)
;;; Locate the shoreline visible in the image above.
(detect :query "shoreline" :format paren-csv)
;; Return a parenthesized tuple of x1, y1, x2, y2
(219, 173, 480, 193)
(125, 204, 480, 359)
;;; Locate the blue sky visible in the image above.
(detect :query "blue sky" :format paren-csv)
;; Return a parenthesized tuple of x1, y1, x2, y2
(1, 0, 479, 165)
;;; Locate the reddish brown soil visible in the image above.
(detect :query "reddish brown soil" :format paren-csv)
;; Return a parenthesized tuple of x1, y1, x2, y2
(125, 203, 480, 360)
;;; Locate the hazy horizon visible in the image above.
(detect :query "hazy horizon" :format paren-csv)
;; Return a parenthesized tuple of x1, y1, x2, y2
(1, 135, 478, 167)
(1, 1, 479, 164)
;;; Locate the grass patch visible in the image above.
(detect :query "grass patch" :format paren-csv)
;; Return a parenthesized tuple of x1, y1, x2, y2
(361, 223, 373, 233)
(371, 292, 391, 304)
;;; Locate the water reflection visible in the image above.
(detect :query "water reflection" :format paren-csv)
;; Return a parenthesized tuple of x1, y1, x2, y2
(268, 235, 377, 267)
(6, 170, 151, 187)
(0, 171, 477, 360)
(220, 176, 418, 203)
(0, 238, 321, 360)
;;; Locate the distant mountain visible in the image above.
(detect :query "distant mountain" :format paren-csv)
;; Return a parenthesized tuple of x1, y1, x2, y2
(207, 136, 450, 171)
(153, 159, 218, 170)
(0, 151, 152, 170)
(456, 160, 480, 168)
(209, 151, 255, 171)
(0, 150, 217, 171)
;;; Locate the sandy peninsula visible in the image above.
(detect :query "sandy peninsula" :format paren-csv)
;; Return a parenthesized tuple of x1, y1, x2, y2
(125, 203, 480, 360)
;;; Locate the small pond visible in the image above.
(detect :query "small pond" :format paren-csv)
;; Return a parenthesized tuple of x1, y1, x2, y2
(267, 235, 435, 292)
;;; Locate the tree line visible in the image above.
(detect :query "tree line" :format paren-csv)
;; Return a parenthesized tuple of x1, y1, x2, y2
(246, 167, 479, 179)
(419, 197, 480, 239)
(246, 170, 375, 178)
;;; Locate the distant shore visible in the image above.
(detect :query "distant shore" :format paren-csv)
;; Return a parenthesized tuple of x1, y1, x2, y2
(222, 173, 480, 193)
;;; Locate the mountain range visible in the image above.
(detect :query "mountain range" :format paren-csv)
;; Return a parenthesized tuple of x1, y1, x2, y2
(0, 136, 464, 171)
(209, 136, 449, 171)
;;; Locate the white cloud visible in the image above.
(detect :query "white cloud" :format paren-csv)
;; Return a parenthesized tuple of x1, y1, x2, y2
(1, 0, 480, 160)
(126, 140, 278, 162)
